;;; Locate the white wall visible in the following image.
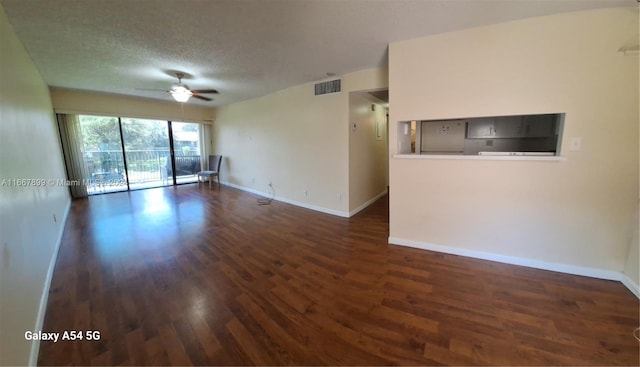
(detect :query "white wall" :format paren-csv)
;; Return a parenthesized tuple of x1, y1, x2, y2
(388, 8, 638, 279)
(0, 6, 71, 365)
(50, 87, 216, 123)
(212, 68, 387, 216)
(348, 92, 388, 214)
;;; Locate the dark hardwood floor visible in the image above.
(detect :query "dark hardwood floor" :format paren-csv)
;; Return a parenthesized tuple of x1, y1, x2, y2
(38, 184, 639, 366)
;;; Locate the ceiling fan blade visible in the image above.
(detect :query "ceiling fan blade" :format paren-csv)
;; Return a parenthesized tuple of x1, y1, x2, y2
(136, 88, 170, 92)
(192, 94, 213, 101)
(191, 89, 219, 94)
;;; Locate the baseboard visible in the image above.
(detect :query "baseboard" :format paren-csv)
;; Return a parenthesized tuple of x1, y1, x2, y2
(388, 236, 625, 283)
(349, 189, 388, 217)
(221, 181, 350, 218)
(621, 273, 640, 299)
(29, 199, 71, 366)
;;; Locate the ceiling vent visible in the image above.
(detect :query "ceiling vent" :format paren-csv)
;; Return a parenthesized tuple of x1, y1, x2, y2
(314, 79, 341, 96)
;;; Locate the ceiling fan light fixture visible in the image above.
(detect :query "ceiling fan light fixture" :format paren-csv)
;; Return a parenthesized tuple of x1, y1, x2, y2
(170, 86, 193, 102)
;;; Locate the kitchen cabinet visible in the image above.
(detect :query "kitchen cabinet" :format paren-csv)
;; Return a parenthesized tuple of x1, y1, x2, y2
(466, 114, 556, 139)
(467, 116, 525, 138)
(466, 118, 495, 138)
(522, 114, 556, 137)
(493, 116, 525, 138)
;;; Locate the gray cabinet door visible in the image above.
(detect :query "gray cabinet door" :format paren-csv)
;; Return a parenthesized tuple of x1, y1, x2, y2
(492, 116, 524, 138)
(467, 116, 523, 138)
(523, 114, 556, 137)
(466, 118, 495, 138)
(467, 115, 555, 138)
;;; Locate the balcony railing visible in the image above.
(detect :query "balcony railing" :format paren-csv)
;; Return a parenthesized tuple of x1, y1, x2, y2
(85, 149, 201, 193)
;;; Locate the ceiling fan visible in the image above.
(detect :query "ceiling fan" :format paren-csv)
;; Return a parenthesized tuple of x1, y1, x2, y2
(142, 72, 219, 103)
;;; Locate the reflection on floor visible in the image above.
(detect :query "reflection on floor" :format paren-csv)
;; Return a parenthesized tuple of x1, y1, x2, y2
(88, 175, 198, 194)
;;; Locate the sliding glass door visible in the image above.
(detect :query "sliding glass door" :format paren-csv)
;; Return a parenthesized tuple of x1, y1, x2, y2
(121, 118, 172, 190)
(73, 115, 204, 195)
(171, 122, 201, 184)
(79, 115, 127, 194)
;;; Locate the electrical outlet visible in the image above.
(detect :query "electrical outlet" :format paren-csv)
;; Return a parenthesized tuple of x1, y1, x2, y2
(336, 193, 342, 201)
(53, 214, 57, 223)
(304, 189, 308, 197)
(251, 177, 255, 184)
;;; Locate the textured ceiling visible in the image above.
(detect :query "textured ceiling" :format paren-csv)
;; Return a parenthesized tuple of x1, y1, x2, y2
(2, 0, 634, 107)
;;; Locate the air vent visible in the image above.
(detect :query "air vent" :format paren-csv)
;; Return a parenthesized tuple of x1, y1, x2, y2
(314, 79, 341, 96)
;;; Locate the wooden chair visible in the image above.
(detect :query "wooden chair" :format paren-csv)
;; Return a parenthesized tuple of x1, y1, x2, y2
(197, 155, 222, 189)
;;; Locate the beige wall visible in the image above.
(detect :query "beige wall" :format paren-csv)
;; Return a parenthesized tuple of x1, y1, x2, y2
(348, 92, 388, 213)
(388, 8, 638, 277)
(0, 6, 71, 365)
(212, 68, 387, 216)
(624, 202, 639, 292)
(50, 87, 215, 123)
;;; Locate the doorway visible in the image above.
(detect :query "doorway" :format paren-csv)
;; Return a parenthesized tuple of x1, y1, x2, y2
(347, 88, 389, 213)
